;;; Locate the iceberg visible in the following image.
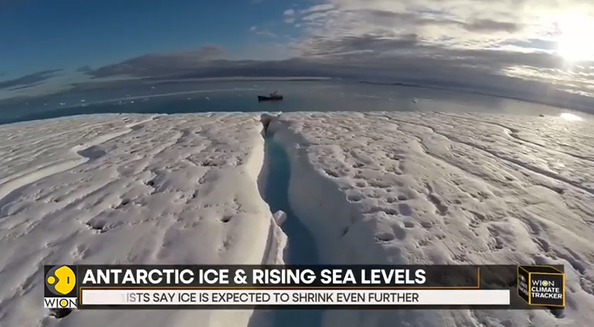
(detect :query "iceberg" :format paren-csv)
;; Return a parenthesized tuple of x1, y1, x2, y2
(0, 111, 592, 327)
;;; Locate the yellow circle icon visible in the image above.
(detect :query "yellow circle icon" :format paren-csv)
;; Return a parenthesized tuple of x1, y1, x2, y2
(542, 281, 549, 286)
(59, 299, 68, 307)
(45, 266, 76, 296)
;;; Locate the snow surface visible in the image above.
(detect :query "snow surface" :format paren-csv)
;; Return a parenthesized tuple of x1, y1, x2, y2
(1, 111, 593, 327)
(268, 112, 594, 327)
(0, 113, 286, 327)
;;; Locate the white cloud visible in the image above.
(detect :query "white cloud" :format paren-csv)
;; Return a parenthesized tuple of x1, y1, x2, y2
(284, 8, 297, 23)
(300, 4, 335, 14)
(256, 30, 278, 38)
(287, 0, 594, 94)
(249, 26, 277, 38)
(294, 0, 594, 55)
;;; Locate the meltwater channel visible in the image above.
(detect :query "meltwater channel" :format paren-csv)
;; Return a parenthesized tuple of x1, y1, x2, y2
(258, 134, 324, 327)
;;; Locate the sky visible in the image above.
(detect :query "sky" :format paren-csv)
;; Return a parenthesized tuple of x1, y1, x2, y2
(1, 0, 594, 108)
(0, 0, 298, 74)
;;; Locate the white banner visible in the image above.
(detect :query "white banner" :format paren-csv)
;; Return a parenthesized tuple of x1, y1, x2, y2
(81, 289, 510, 306)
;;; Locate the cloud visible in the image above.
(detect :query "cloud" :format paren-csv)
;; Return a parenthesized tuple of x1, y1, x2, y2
(8, 82, 44, 91)
(0, 69, 62, 90)
(249, 26, 277, 38)
(283, 0, 594, 97)
(257, 30, 278, 38)
(292, 1, 541, 50)
(284, 8, 296, 23)
(87, 45, 227, 78)
(300, 4, 335, 14)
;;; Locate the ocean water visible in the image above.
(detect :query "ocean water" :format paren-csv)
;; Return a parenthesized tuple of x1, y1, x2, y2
(0, 80, 588, 125)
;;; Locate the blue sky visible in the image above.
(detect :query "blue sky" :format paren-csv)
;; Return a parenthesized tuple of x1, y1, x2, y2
(0, 0, 299, 77)
(1, 0, 594, 106)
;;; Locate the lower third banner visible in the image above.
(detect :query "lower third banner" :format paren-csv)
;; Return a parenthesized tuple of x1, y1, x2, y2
(43, 264, 565, 310)
(79, 289, 510, 307)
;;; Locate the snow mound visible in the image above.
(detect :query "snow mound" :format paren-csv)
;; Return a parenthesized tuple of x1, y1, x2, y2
(0, 113, 286, 327)
(269, 111, 594, 327)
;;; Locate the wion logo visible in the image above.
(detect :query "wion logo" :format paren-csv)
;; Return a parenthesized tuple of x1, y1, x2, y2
(517, 265, 565, 308)
(43, 265, 78, 309)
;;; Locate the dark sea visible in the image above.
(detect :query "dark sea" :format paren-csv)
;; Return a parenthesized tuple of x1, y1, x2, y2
(0, 80, 589, 125)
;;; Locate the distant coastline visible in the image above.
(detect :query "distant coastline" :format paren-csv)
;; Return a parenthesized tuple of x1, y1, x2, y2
(151, 76, 333, 85)
(152, 76, 333, 82)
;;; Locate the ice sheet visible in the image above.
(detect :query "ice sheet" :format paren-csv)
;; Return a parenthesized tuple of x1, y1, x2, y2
(0, 113, 286, 327)
(269, 111, 594, 327)
(2, 111, 593, 327)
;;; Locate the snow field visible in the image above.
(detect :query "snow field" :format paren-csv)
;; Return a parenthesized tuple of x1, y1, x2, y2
(0, 113, 286, 327)
(268, 111, 594, 327)
(0, 111, 593, 327)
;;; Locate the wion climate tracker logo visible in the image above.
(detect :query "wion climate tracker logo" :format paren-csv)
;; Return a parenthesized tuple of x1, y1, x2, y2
(43, 265, 78, 309)
(517, 265, 565, 308)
